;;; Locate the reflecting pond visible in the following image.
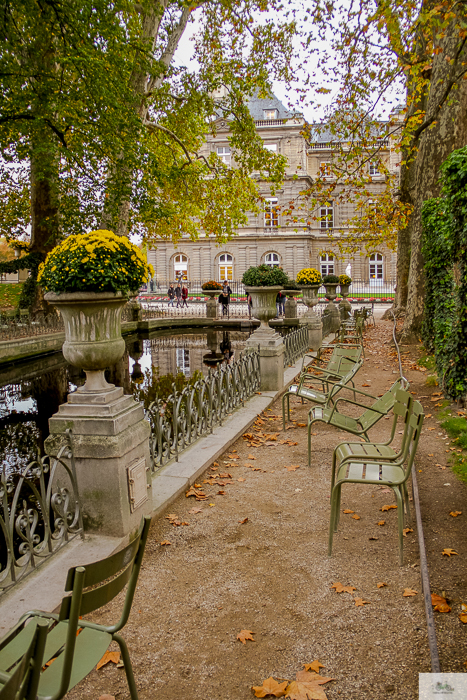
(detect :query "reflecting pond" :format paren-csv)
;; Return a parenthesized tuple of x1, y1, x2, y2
(0, 328, 253, 473)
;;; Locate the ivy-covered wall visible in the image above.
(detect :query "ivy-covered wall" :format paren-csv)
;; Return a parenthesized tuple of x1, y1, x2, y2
(421, 146, 467, 401)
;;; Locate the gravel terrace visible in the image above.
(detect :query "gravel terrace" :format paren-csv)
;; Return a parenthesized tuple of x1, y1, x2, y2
(66, 319, 467, 700)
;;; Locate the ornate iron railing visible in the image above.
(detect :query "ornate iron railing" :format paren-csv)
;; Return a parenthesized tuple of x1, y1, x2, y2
(284, 326, 309, 367)
(0, 314, 64, 341)
(145, 351, 261, 471)
(0, 429, 83, 596)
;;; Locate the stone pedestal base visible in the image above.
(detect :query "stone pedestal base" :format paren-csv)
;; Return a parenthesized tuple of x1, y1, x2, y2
(246, 326, 284, 391)
(45, 387, 152, 538)
(206, 298, 218, 318)
(339, 299, 352, 321)
(326, 302, 341, 332)
(300, 314, 322, 351)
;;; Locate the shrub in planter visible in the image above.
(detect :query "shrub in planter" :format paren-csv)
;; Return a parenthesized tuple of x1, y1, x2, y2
(296, 268, 322, 285)
(282, 278, 300, 290)
(202, 280, 223, 290)
(322, 274, 340, 284)
(37, 229, 153, 294)
(338, 274, 352, 285)
(242, 264, 289, 287)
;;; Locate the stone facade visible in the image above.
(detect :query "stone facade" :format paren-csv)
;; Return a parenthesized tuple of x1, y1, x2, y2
(147, 93, 397, 285)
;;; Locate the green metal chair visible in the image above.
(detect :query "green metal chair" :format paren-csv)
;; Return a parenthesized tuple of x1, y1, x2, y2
(307, 379, 409, 467)
(330, 388, 413, 484)
(328, 397, 424, 565)
(302, 342, 363, 377)
(0, 619, 48, 700)
(0, 516, 151, 700)
(282, 358, 363, 430)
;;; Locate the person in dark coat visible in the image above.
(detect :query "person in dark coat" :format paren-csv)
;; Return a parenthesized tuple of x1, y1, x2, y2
(167, 284, 175, 307)
(175, 284, 182, 307)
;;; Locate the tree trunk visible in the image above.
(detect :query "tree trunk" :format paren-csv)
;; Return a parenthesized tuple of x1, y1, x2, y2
(399, 19, 467, 343)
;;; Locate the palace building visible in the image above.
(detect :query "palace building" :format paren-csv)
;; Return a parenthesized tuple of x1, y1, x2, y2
(147, 92, 398, 286)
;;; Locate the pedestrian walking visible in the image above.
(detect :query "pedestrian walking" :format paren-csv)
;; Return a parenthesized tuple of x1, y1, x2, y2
(167, 283, 175, 307)
(276, 291, 285, 317)
(219, 290, 229, 316)
(247, 293, 252, 319)
(175, 284, 182, 307)
(181, 285, 189, 308)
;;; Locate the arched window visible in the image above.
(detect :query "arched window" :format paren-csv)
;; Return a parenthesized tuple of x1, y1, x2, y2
(218, 253, 233, 281)
(264, 252, 280, 268)
(320, 253, 334, 276)
(369, 253, 384, 282)
(174, 254, 188, 280)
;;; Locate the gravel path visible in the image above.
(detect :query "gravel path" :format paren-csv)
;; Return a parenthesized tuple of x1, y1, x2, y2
(66, 319, 467, 700)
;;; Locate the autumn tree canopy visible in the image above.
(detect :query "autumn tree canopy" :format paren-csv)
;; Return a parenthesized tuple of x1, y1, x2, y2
(0, 0, 297, 254)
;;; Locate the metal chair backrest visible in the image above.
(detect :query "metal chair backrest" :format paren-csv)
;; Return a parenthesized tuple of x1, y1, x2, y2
(0, 619, 48, 700)
(358, 380, 407, 433)
(54, 517, 151, 699)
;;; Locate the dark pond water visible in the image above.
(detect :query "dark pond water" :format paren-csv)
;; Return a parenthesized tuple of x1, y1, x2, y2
(0, 328, 254, 473)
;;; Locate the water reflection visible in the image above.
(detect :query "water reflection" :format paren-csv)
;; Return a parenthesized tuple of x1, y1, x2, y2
(0, 328, 252, 472)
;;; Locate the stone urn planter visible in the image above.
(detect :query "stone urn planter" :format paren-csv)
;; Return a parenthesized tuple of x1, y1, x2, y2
(202, 288, 221, 319)
(44, 291, 127, 393)
(323, 283, 341, 332)
(244, 285, 283, 329)
(297, 284, 322, 350)
(339, 283, 352, 320)
(297, 284, 321, 318)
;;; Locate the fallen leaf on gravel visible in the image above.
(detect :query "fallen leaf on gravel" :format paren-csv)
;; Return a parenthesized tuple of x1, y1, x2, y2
(303, 662, 325, 673)
(431, 594, 451, 612)
(237, 629, 255, 644)
(98, 696, 115, 700)
(450, 511, 462, 517)
(331, 582, 356, 594)
(160, 540, 171, 546)
(343, 509, 354, 514)
(354, 598, 370, 606)
(248, 454, 257, 460)
(194, 483, 202, 488)
(188, 508, 202, 514)
(362, 383, 371, 387)
(297, 423, 307, 427)
(252, 677, 288, 697)
(97, 651, 121, 670)
(459, 613, 467, 623)
(426, 414, 432, 418)
(403, 528, 414, 537)
(403, 588, 418, 597)
(238, 477, 246, 482)
(286, 672, 334, 700)
(285, 465, 300, 471)
(209, 503, 215, 507)
(377, 520, 385, 526)
(377, 582, 387, 588)
(351, 514, 361, 520)
(210, 466, 218, 471)
(185, 487, 198, 498)
(244, 463, 255, 468)
(381, 504, 397, 512)
(217, 490, 226, 495)
(428, 454, 434, 457)
(228, 454, 239, 459)
(239, 517, 249, 524)
(442, 548, 458, 556)
(369, 536, 378, 540)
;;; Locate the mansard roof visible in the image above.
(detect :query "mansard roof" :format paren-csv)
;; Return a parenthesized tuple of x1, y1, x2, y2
(245, 92, 299, 120)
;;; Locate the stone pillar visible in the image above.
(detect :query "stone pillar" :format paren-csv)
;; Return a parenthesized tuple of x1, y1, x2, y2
(206, 297, 218, 318)
(45, 387, 152, 538)
(283, 291, 297, 319)
(323, 284, 341, 333)
(300, 316, 322, 351)
(246, 327, 284, 391)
